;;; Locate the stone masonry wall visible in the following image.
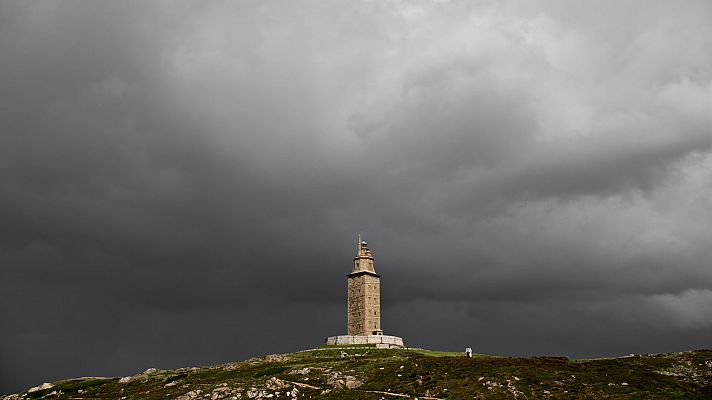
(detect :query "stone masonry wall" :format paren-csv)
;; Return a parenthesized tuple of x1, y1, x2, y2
(325, 334, 404, 348)
(347, 273, 381, 335)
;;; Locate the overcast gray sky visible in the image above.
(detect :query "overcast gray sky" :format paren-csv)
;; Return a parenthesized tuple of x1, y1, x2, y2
(1, 0, 711, 394)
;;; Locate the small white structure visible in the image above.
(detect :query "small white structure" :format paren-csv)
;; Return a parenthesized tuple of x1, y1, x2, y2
(465, 347, 472, 357)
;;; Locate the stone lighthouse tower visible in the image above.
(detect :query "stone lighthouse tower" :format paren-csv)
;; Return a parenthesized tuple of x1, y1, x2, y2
(347, 235, 383, 336)
(325, 235, 404, 348)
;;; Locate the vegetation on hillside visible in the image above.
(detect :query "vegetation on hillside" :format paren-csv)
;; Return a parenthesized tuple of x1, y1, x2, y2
(3, 348, 711, 399)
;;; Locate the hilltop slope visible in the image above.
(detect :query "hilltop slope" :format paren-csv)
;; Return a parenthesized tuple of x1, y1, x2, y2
(3, 348, 711, 399)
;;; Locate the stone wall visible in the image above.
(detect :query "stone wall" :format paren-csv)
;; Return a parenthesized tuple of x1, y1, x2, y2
(347, 273, 381, 335)
(325, 335, 405, 348)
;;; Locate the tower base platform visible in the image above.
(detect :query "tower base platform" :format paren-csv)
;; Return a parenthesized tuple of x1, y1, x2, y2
(325, 335, 405, 348)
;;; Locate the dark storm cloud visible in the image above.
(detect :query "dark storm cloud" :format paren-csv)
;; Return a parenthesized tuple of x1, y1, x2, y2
(2, 0, 711, 393)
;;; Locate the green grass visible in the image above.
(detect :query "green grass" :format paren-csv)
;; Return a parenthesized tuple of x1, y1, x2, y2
(23, 377, 115, 399)
(408, 348, 470, 357)
(252, 366, 289, 378)
(7, 348, 712, 399)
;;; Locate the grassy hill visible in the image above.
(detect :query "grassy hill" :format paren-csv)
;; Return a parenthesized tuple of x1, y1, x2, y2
(3, 347, 711, 399)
